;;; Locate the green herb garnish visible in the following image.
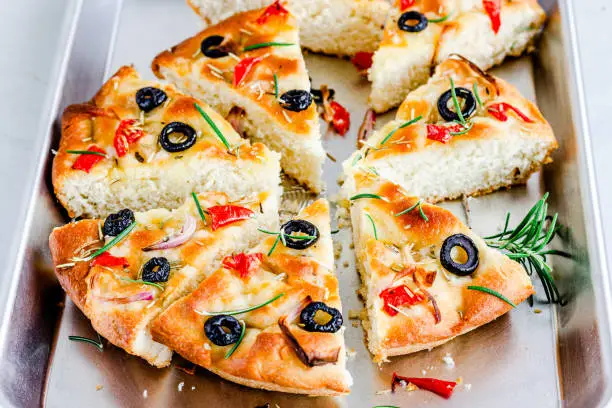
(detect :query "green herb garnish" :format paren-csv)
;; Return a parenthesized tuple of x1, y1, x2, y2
(82, 222, 137, 262)
(273, 73, 279, 99)
(120, 277, 164, 292)
(450, 121, 474, 136)
(224, 320, 246, 359)
(68, 335, 104, 352)
(450, 78, 466, 125)
(268, 235, 281, 256)
(243, 42, 295, 52)
(351, 153, 363, 166)
(349, 193, 386, 201)
(194, 103, 232, 151)
(395, 200, 429, 222)
(467, 286, 517, 308)
(380, 116, 423, 146)
(258, 227, 318, 256)
(473, 82, 483, 108)
(198, 293, 284, 316)
(365, 213, 378, 240)
(191, 192, 208, 224)
(66, 150, 106, 157)
(428, 11, 453, 23)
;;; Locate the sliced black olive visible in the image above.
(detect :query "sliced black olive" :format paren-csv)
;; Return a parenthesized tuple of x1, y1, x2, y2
(135, 87, 167, 112)
(200, 35, 228, 59)
(398, 11, 428, 33)
(279, 90, 313, 112)
(280, 219, 320, 250)
(141, 257, 171, 283)
(204, 315, 242, 346)
(440, 233, 479, 276)
(311, 88, 335, 105)
(300, 302, 343, 333)
(102, 209, 134, 237)
(437, 87, 477, 122)
(159, 122, 197, 153)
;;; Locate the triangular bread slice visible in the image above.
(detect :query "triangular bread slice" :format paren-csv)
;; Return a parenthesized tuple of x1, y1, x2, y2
(49, 190, 278, 367)
(348, 174, 534, 362)
(187, 0, 390, 56)
(344, 56, 557, 203)
(369, 0, 546, 112)
(53, 66, 280, 218)
(152, 4, 324, 191)
(151, 199, 352, 395)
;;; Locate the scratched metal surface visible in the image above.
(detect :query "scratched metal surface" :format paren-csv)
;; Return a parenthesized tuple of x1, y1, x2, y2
(1, 0, 610, 406)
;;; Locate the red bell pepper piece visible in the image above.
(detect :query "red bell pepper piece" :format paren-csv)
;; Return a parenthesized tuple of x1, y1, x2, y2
(233, 56, 263, 87)
(379, 284, 424, 316)
(256, 0, 289, 24)
(483, 0, 502, 34)
(351, 52, 374, 72)
(91, 251, 129, 268)
(222, 252, 264, 278)
(330, 101, 351, 135)
(487, 102, 533, 123)
(391, 373, 457, 399)
(208, 205, 255, 231)
(400, 0, 416, 11)
(426, 123, 464, 143)
(72, 145, 107, 173)
(114, 119, 144, 157)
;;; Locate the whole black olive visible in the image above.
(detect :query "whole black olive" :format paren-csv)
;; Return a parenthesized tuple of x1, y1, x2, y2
(440, 233, 479, 276)
(141, 257, 171, 283)
(204, 315, 242, 346)
(280, 219, 320, 250)
(300, 302, 343, 333)
(437, 87, 477, 122)
(279, 90, 313, 112)
(159, 122, 197, 153)
(397, 11, 429, 33)
(135, 87, 167, 112)
(200, 35, 229, 59)
(102, 209, 134, 237)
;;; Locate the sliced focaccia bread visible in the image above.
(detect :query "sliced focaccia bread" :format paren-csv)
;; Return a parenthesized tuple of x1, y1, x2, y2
(369, 0, 546, 112)
(53, 65, 280, 218)
(152, 3, 324, 191)
(49, 190, 278, 367)
(348, 175, 534, 362)
(151, 199, 351, 395)
(187, 0, 390, 57)
(344, 56, 557, 203)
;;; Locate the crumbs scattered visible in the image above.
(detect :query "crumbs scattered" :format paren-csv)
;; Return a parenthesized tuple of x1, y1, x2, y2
(178, 382, 184, 392)
(464, 383, 472, 391)
(534, 308, 542, 314)
(96, 385, 103, 391)
(143, 389, 148, 399)
(346, 348, 357, 360)
(442, 353, 455, 368)
(348, 309, 361, 319)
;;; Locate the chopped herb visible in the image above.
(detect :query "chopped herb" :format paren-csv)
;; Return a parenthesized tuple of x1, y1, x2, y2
(120, 277, 164, 292)
(268, 234, 281, 256)
(82, 222, 137, 262)
(351, 153, 363, 166)
(380, 116, 423, 146)
(473, 83, 484, 108)
(243, 42, 295, 51)
(467, 286, 517, 308)
(194, 103, 232, 151)
(191, 192, 208, 224)
(66, 150, 106, 157)
(365, 213, 378, 240)
(273, 73, 279, 99)
(450, 121, 474, 136)
(68, 335, 103, 352)
(197, 293, 284, 316)
(450, 78, 466, 125)
(428, 11, 453, 23)
(331, 229, 340, 234)
(395, 200, 429, 221)
(224, 320, 246, 359)
(349, 193, 386, 201)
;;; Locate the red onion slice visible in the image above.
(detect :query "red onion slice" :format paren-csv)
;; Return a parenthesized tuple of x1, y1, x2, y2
(142, 215, 196, 251)
(94, 291, 154, 304)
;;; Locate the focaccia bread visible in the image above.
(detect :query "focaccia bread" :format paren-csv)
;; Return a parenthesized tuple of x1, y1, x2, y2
(369, 0, 546, 112)
(348, 175, 534, 362)
(344, 56, 557, 203)
(53, 66, 280, 218)
(152, 3, 325, 191)
(187, 0, 390, 56)
(151, 199, 352, 395)
(49, 191, 278, 367)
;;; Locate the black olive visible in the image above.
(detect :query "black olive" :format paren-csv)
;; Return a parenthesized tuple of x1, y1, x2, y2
(102, 209, 134, 236)
(437, 87, 477, 122)
(311, 88, 335, 105)
(204, 315, 242, 346)
(141, 257, 171, 283)
(200, 35, 228, 59)
(159, 122, 197, 153)
(135, 87, 167, 112)
(300, 302, 343, 333)
(279, 90, 313, 112)
(398, 11, 429, 33)
(280, 219, 320, 250)
(440, 233, 479, 276)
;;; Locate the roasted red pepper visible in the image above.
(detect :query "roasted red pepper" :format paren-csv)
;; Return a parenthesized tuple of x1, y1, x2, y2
(483, 0, 502, 34)
(72, 145, 107, 173)
(222, 252, 263, 278)
(351, 52, 374, 72)
(487, 102, 533, 123)
(400, 0, 416, 10)
(91, 251, 129, 268)
(426, 123, 464, 143)
(330, 101, 351, 135)
(392, 373, 457, 399)
(208, 205, 255, 230)
(233, 56, 263, 87)
(114, 119, 144, 157)
(379, 284, 424, 316)
(256, 0, 289, 24)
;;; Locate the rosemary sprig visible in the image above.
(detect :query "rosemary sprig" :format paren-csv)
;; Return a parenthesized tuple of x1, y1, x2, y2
(450, 121, 474, 136)
(268, 235, 281, 256)
(225, 320, 246, 359)
(428, 11, 453, 23)
(380, 116, 423, 146)
(257, 228, 317, 241)
(273, 73, 279, 99)
(120, 277, 164, 292)
(473, 83, 483, 108)
(450, 78, 466, 125)
(197, 293, 284, 316)
(194, 103, 232, 151)
(243, 42, 294, 51)
(485, 193, 565, 304)
(81, 222, 137, 262)
(467, 285, 516, 308)
(191, 192, 208, 224)
(349, 193, 386, 201)
(351, 152, 363, 166)
(395, 200, 429, 222)
(68, 335, 104, 352)
(365, 213, 378, 240)
(66, 150, 106, 157)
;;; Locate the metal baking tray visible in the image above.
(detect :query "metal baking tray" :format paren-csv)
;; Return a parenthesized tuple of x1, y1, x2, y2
(1, 0, 611, 406)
